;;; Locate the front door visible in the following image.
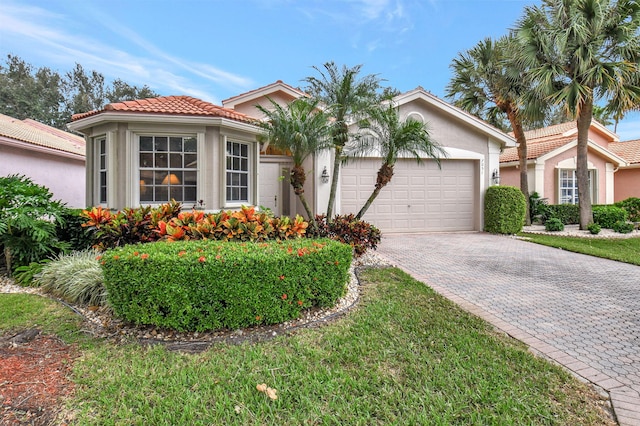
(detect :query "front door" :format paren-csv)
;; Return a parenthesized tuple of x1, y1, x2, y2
(259, 162, 282, 216)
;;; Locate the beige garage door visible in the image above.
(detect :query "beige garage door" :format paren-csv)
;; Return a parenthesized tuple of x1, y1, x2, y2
(341, 159, 476, 232)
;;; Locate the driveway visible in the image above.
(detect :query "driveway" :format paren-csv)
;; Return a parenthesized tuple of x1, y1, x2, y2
(377, 232, 640, 425)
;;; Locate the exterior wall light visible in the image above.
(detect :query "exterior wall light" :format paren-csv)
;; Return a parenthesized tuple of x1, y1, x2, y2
(320, 166, 330, 184)
(491, 169, 501, 186)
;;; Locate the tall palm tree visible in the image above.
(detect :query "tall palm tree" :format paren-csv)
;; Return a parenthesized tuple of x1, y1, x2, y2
(351, 104, 446, 220)
(516, 0, 640, 229)
(256, 98, 332, 222)
(304, 62, 382, 219)
(446, 35, 547, 226)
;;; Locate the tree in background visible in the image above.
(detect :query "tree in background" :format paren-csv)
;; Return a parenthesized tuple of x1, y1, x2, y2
(304, 62, 382, 219)
(256, 98, 332, 222)
(447, 35, 547, 225)
(516, 0, 640, 229)
(350, 104, 446, 220)
(0, 55, 160, 130)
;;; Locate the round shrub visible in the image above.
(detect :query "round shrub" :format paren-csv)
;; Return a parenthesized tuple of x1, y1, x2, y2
(101, 239, 353, 332)
(612, 220, 634, 234)
(593, 205, 628, 229)
(615, 197, 640, 222)
(587, 223, 601, 235)
(545, 218, 564, 232)
(484, 186, 526, 234)
(309, 214, 381, 257)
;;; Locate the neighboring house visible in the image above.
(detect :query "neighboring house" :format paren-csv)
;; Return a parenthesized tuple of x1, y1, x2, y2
(69, 83, 515, 233)
(0, 113, 86, 207)
(499, 121, 628, 205)
(608, 139, 640, 201)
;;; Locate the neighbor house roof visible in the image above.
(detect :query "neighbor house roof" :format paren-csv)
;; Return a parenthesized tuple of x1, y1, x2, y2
(0, 113, 85, 157)
(609, 139, 640, 165)
(500, 135, 576, 162)
(71, 96, 256, 124)
(222, 80, 308, 108)
(516, 119, 618, 142)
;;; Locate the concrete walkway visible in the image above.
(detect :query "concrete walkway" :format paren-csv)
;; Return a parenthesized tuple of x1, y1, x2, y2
(377, 232, 640, 425)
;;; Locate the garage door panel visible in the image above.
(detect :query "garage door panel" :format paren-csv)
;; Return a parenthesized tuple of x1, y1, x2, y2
(341, 158, 476, 233)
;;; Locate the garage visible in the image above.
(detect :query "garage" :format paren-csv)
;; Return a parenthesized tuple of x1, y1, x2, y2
(340, 158, 477, 233)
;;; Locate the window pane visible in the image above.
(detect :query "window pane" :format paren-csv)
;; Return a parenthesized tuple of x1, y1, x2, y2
(170, 153, 182, 168)
(240, 188, 247, 201)
(155, 153, 168, 168)
(240, 173, 247, 186)
(140, 153, 153, 168)
(233, 143, 240, 156)
(241, 144, 247, 157)
(100, 186, 106, 203)
(241, 158, 248, 171)
(184, 171, 197, 185)
(140, 185, 152, 201)
(227, 187, 232, 200)
(185, 186, 196, 201)
(184, 138, 197, 152)
(155, 186, 168, 202)
(100, 154, 106, 169)
(170, 186, 182, 201)
(155, 137, 168, 151)
(140, 137, 153, 151)
(170, 137, 182, 152)
(100, 171, 106, 187)
(233, 157, 240, 170)
(185, 154, 197, 168)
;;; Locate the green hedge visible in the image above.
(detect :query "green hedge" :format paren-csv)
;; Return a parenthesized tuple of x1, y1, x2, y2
(101, 239, 353, 332)
(484, 186, 526, 234)
(615, 197, 640, 222)
(542, 204, 580, 225)
(593, 205, 628, 229)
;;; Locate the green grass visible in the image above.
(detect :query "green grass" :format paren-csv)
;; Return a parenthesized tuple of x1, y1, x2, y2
(520, 233, 640, 266)
(1, 268, 610, 425)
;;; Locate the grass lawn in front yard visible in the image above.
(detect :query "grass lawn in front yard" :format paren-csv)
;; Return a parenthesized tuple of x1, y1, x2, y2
(519, 233, 640, 266)
(0, 267, 613, 425)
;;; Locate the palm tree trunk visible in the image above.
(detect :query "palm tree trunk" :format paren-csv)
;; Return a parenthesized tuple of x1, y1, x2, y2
(356, 163, 394, 219)
(356, 187, 382, 220)
(508, 109, 531, 225)
(576, 97, 594, 230)
(325, 144, 342, 220)
(290, 165, 315, 224)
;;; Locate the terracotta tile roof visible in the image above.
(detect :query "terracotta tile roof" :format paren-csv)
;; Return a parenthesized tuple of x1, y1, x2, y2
(222, 80, 308, 105)
(72, 96, 256, 123)
(608, 139, 640, 164)
(515, 121, 577, 140)
(500, 134, 576, 163)
(0, 114, 85, 156)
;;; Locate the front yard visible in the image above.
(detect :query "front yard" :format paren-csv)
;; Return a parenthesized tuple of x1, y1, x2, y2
(0, 267, 613, 425)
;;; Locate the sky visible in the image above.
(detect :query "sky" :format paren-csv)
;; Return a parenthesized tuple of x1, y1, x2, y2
(1, 0, 638, 140)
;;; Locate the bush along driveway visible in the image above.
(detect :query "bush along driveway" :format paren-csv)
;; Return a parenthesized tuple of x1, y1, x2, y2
(378, 232, 640, 425)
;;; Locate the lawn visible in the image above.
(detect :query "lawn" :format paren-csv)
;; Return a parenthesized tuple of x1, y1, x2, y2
(0, 268, 612, 425)
(520, 233, 640, 266)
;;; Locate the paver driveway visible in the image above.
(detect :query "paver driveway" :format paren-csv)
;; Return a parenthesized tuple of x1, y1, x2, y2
(377, 232, 640, 425)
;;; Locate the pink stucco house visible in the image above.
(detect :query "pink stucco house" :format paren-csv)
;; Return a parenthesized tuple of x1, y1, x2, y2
(0, 114, 86, 207)
(499, 121, 635, 205)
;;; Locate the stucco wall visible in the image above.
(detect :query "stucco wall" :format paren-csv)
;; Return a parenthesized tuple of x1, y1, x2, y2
(614, 168, 640, 201)
(0, 143, 86, 208)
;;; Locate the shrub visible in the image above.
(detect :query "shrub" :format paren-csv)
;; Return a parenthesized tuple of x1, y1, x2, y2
(593, 205, 628, 229)
(545, 218, 564, 232)
(587, 223, 601, 235)
(101, 239, 352, 331)
(615, 197, 640, 222)
(34, 250, 107, 307)
(484, 186, 526, 234)
(0, 174, 69, 273)
(155, 205, 308, 242)
(542, 204, 580, 225)
(529, 192, 549, 224)
(309, 214, 381, 257)
(612, 220, 634, 234)
(12, 260, 50, 286)
(81, 201, 182, 250)
(56, 208, 96, 251)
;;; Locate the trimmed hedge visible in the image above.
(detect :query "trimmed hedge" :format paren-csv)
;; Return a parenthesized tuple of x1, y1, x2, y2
(484, 186, 526, 234)
(101, 239, 352, 332)
(593, 205, 628, 229)
(615, 197, 640, 222)
(542, 204, 580, 225)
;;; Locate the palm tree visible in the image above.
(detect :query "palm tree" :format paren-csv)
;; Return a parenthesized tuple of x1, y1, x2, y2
(516, 0, 640, 229)
(446, 35, 547, 226)
(304, 62, 382, 219)
(256, 98, 332, 222)
(351, 104, 446, 220)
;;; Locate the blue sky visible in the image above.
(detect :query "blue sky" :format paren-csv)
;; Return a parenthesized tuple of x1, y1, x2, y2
(1, 0, 638, 140)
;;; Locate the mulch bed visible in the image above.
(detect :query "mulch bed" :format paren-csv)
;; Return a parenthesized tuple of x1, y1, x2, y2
(0, 329, 77, 426)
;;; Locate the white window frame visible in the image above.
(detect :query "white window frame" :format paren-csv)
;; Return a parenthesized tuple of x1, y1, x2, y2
(224, 137, 254, 207)
(136, 134, 199, 205)
(558, 169, 596, 204)
(95, 135, 108, 206)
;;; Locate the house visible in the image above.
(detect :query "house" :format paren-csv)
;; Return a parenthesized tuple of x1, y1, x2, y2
(608, 139, 640, 201)
(499, 121, 628, 205)
(69, 83, 515, 233)
(0, 113, 86, 207)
